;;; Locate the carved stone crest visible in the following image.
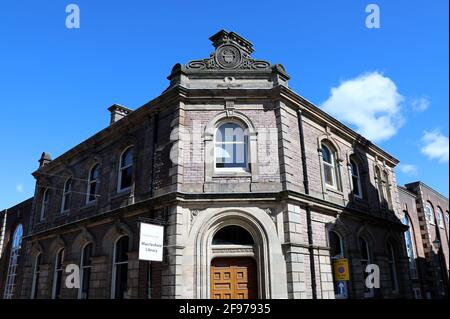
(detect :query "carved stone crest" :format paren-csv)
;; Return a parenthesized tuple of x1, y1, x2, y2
(216, 45, 241, 69)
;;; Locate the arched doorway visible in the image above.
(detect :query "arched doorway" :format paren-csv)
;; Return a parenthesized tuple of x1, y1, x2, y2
(210, 225, 258, 299)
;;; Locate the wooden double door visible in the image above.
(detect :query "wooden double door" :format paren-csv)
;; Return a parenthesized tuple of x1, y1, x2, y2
(211, 257, 258, 299)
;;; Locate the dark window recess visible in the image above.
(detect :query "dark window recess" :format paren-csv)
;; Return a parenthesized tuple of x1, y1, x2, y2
(212, 225, 254, 245)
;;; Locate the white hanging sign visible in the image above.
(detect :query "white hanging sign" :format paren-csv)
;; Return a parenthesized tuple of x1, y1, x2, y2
(139, 223, 164, 261)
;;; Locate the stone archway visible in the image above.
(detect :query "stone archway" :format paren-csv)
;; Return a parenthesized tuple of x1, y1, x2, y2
(182, 207, 288, 299)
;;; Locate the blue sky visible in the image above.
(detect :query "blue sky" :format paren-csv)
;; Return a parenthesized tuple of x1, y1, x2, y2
(0, 0, 448, 210)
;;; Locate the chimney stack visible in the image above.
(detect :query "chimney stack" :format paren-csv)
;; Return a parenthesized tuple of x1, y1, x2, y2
(39, 152, 52, 168)
(108, 104, 132, 125)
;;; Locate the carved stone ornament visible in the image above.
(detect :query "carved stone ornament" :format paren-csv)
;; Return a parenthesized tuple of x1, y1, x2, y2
(186, 30, 271, 71)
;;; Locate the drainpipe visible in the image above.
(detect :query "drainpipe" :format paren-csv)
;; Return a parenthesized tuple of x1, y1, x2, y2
(149, 112, 159, 198)
(297, 109, 317, 299)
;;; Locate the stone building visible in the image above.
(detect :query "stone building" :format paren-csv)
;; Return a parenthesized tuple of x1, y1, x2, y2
(0, 30, 414, 299)
(398, 182, 449, 299)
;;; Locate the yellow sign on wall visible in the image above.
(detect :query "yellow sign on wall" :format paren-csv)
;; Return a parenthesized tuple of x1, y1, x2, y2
(333, 258, 350, 281)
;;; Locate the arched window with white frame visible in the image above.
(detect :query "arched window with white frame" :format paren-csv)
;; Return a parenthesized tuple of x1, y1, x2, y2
(111, 235, 129, 299)
(329, 230, 348, 299)
(321, 142, 339, 189)
(350, 157, 363, 198)
(61, 178, 72, 213)
(87, 164, 100, 204)
(402, 215, 418, 279)
(31, 253, 41, 299)
(3, 224, 23, 299)
(79, 242, 93, 299)
(118, 147, 134, 192)
(52, 248, 64, 299)
(215, 122, 248, 172)
(436, 207, 444, 228)
(40, 188, 50, 221)
(445, 212, 449, 232)
(425, 203, 435, 225)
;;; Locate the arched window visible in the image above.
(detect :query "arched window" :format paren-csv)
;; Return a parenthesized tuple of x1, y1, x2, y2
(3, 224, 23, 299)
(359, 237, 374, 298)
(321, 143, 338, 189)
(212, 225, 254, 245)
(425, 203, 435, 224)
(387, 241, 399, 294)
(350, 158, 363, 198)
(31, 253, 41, 299)
(118, 147, 134, 192)
(112, 236, 129, 299)
(215, 122, 248, 172)
(402, 215, 418, 278)
(329, 231, 348, 299)
(375, 167, 384, 203)
(383, 171, 393, 208)
(79, 243, 93, 299)
(87, 164, 100, 203)
(52, 248, 64, 299)
(436, 207, 444, 228)
(61, 178, 72, 213)
(445, 212, 449, 230)
(40, 189, 50, 221)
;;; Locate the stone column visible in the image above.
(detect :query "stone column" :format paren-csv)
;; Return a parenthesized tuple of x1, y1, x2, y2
(90, 255, 109, 299)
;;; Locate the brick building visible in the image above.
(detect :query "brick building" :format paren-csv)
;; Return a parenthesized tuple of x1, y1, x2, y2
(1, 30, 419, 299)
(398, 182, 449, 299)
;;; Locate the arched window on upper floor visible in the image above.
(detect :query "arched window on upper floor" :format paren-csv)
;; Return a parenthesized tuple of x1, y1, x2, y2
(118, 147, 134, 192)
(349, 157, 363, 199)
(425, 202, 435, 225)
(436, 207, 444, 228)
(40, 188, 50, 221)
(321, 142, 340, 190)
(61, 178, 72, 213)
(87, 164, 100, 204)
(215, 122, 249, 173)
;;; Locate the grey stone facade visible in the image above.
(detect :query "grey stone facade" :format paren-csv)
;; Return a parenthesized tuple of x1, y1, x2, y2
(0, 30, 422, 299)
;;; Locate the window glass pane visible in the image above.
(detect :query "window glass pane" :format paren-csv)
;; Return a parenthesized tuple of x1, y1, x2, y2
(115, 237, 129, 263)
(352, 176, 361, 196)
(63, 194, 71, 211)
(122, 148, 134, 167)
(212, 226, 254, 245)
(82, 244, 93, 267)
(322, 146, 331, 163)
(4, 225, 23, 299)
(120, 167, 133, 189)
(88, 182, 97, 202)
(359, 238, 369, 260)
(324, 164, 334, 186)
(215, 123, 248, 170)
(329, 231, 342, 258)
(65, 179, 72, 192)
(90, 165, 100, 180)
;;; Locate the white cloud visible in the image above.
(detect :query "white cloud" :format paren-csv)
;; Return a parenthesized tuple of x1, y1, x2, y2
(411, 96, 430, 112)
(16, 184, 23, 193)
(421, 130, 449, 163)
(397, 164, 418, 176)
(321, 71, 405, 142)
